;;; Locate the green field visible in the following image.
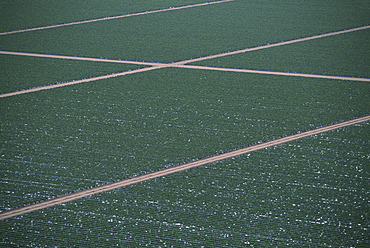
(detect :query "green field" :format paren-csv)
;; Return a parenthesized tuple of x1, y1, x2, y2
(1, 122, 368, 247)
(195, 29, 370, 78)
(1, 0, 369, 247)
(1, 0, 369, 62)
(2, 69, 368, 206)
(0, 0, 206, 32)
(0, 54, 144, 94)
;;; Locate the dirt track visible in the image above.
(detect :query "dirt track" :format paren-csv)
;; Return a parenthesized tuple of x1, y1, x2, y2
(0, 51, 165, 66)
(1, 115, 369, 220)
(0, 66, 165, 98)
(0, 0, 233, 36)
(174, 25, 370, 65)
(173, 64, 370, 82)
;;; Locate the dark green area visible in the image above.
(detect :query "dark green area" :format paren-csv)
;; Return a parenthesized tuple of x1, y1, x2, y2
(0, 55, 144, 94)
(1, 122, 368, 247)
(195, 29, 370, 78)
(1, 68, 369, 209)
(1, 0, 369, 62)
(0, 0, 207, 32)
(1, 0, 370, 246)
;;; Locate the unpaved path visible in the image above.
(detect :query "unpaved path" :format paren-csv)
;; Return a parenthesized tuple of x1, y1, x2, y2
(1, 115, 369, 220)
(174, 25, 370, 65)
(0, 0, 234, 36)
(0, 51, 166, 66)
(172, 64, 370, 82)
(0, 66, 165, 98)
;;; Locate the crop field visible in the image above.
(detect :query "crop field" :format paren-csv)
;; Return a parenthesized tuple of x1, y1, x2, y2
(0, 0, 369, 247)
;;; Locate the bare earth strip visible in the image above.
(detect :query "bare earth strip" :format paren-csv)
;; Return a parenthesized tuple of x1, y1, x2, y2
(0, 66, 165, 98)
(172, 64, 370, 82)
(174, 25, 370, 65)
(0, 0, 234, 36)
(0, 115, 369, 220)
(0, 51, 166, 66)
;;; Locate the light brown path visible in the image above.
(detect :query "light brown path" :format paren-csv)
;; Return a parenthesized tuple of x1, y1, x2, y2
(173, 64, 370, 82)
(174, 25, 370, 65)
(0, 66, 165, 98)
(1, 115, 369, 220)
(0, 0, 234, 36)
(0, 51, 166, 66)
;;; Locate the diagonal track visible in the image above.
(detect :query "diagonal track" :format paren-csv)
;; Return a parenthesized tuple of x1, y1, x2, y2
(0, 50, 166, 66)
(0, 0, 234, 36)
(0, 66, 165, 98)
(172, 64, 370, 82)
(173, 25, 370, 65)
(1, 115, 369, 220)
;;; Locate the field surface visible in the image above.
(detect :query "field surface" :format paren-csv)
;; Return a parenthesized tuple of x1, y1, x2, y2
(1, 0, 369, 247)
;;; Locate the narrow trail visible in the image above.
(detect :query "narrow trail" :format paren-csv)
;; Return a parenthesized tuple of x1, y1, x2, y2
(1, 115, 369, 220)
(172, 64, 370, 82)
(0, 0, 234, 36)
(174, 25, 370, 65)
(0, 66, 165, 98)
(0, 51, 165, 66)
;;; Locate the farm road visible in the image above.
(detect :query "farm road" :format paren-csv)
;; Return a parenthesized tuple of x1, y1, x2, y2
(174, 25, 370, 65)
(0, 0, 234, 36)
(172, 64, 370, 82)
(1, 115, 369, 220)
